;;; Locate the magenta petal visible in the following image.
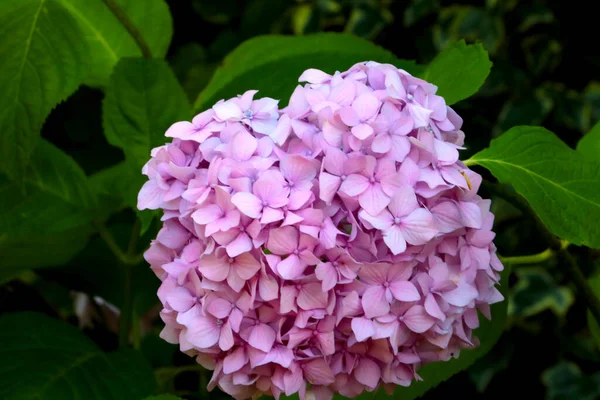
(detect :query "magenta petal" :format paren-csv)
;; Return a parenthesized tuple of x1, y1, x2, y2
(248, 323, 276, 353)
(297, 283, 329, 310)
(186, 315, 220, 348)
(276, 254, 306, 279)
(403, 305, 436, 333)
(359, 185, 390, 216)
(362, 285, 390, 318)
(223, 347, 248, 374)
(339, 174, 370, 197)
(351, 317, 376, 342)
(303, 359, 335, 385)
(219, 321, 234, 351)
(354, 358, 381, 389)
(389, 280, 420, 301)
(424, 293, 446, 320)
(231, 192, 263, 218)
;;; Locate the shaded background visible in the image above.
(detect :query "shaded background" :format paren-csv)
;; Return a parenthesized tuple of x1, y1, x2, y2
(3, 1, 599, 399)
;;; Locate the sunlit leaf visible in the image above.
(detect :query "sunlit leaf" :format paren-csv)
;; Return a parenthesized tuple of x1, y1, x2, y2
(194, 33, 423, 111)
(423, 39, 492, 105)
(57, 0, 173, 87)
(577, 121, 600, 161)
(0, 0, 89, 179)
(467, 126, 600, 249)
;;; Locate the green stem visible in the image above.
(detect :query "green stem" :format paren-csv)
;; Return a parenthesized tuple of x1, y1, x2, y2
(484, 180, 600, 324)
(500, 241, 569, 265)
(500, 249, 554, 265)
(93, 220, 128, 263)
(101, 0, 152, 58)
(119, 219, 141, 347)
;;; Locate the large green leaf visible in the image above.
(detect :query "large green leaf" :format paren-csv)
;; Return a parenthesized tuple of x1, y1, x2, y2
(466, 126, 600, 249)
(57, 0, 173, 87)
(423, 39, 492, 105)
(0, 312, 156, 400)
(0, 140, 97, 236)
(0, 140, 97, 282)
(103, 57, 191, 172)
(143, 396, 183, 400)
(194, 33, 424, 111)
(0, 225, 93, 285)
(0, 0, 89, 179)
(577, 121, 600, 161)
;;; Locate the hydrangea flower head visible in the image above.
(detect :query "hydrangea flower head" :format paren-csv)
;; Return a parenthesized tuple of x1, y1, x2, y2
(139, 61, 504, 400)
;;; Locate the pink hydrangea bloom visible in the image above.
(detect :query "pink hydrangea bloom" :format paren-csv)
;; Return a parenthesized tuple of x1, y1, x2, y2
(138, 65, 504, 400)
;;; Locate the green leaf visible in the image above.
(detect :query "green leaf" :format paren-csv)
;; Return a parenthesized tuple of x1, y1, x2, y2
(588, 274, 600, 350)
(57, 0, 173, 87)
(510, 267, 574, 317)
(103, 57, 191, 172)
(423, 39, 492, 105)
(0, 140, 97, 282)
(142, 396, 183, 400)
(467, 126, 600, 249)
(194, 33, 423, 111)
(577, 121, 600, 161)
(0, 0, 89, 179)
(90, 161, 139, 211)
(0, 225, 93, 285)
(542, 362, 600, 400)
(0, 312, 156, 400)
(0, 140, 97, 236)
(366, 263, 512, 400)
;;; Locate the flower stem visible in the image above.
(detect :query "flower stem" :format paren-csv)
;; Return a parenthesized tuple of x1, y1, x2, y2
(483, 180, 600, 323)
(119, 219, 141, 347)
(93, 220, 128, 263)
(101, 0, 152, 59)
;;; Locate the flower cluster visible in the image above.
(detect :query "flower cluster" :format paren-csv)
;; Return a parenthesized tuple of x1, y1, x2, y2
(139, 61, 504, 400)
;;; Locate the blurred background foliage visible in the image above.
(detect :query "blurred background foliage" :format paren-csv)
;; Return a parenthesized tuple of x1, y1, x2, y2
(3, 0, 599, 399)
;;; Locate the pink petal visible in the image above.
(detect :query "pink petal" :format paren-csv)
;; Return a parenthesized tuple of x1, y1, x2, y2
(198, 254, 230, 281)
(388, 185, 418, 218)
(359, 209, 393, 230)
(231, 192, 263, 218)
(249, 323, 276, 353)
(354, 358, 381, 389)
(277, 254, 307, 279)
(261, 206, 284, 224)
(302, 359, 335, 385)
(383, 225, 407, 255)
(339, 174, 370, 197)
(372, 133, 392, 154)
(233, 253, 261, 279)
(297, 283, 329, 310)
(339, 107, 360, 126)
(267, 226, 298, 255)
(315, 262, 337, 291)
(319, 172, 342, 203)
(281, 154, 317, 183)
(351, 317, 376, 342)
(389, 280, 420, 301)
(223, 347, 248, 374)
(226, 233, 253, 257)
(299, 68, 331, 84)
(351, 123, 374, 140)
(213, 101, 243, 120)
(353, 93, 380, 120)
(360, 184, 391, 218)
(400, 208, 438, 245)
(424, 293, 446, 320)
(403, 305, 435, 333)
(219, 321, 234, 351)
(206, 297, 233, 318)
(186, 315, 220, 348)
(165, 287, 194, 312)
(362, 285, 390, 318)
(137, 180, 164, 210)
(232, 130, 258, 161)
